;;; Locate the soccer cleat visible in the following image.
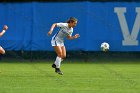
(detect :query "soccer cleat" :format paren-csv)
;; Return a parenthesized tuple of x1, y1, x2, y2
(55, 68, 63, 75)
(52, 64, 56, 68)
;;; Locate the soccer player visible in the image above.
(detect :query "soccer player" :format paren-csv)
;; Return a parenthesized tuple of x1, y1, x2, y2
(0, 25, 8, 55)
(48, 17, 80, 75)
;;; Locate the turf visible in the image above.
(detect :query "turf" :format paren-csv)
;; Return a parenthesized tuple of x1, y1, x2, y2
(0, 61, 139, 93)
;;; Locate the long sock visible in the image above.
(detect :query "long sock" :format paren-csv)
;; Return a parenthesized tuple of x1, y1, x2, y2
(54, 56, 61, 68)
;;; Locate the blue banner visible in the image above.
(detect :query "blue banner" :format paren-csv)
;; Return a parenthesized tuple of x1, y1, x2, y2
(0, 2, 140, 51)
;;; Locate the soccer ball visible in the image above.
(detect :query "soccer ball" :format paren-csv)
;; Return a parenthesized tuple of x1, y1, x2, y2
(101, 42, 109, 52)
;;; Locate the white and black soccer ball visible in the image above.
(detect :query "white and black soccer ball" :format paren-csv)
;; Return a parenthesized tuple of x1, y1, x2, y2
(101, 42, 109, 52)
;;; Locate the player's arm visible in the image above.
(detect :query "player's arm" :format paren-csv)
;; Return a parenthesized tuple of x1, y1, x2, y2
(67, 34, 80, 40)
(0, 25, 8, 37)
(48, 23, 57, 36)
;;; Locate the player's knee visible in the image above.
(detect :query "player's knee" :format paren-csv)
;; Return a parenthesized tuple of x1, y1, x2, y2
(62, 55, 66, 59)
(1, 51, 5, 55)
(57, 53, 63, 58)
(0, 49, 5, 54)
(2, 51, 5, 54)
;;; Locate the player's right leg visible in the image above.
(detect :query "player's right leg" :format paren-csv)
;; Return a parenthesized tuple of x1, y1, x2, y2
(53, 46, 63, 75)
(51, 39, 63, 75)
(52, 46, 62, 68)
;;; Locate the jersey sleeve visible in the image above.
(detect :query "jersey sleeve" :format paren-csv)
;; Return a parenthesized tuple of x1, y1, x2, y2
(56, 23, 68, 27)
(68, 29, 73, 36)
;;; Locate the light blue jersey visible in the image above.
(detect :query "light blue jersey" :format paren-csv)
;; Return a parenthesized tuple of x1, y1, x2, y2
(52, 23, 73, 42)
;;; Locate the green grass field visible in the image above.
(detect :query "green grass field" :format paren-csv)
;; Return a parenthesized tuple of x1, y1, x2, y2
(0, 61, 139, 93)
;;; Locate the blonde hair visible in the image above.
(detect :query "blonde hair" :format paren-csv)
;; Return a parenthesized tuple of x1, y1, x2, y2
(66, 17, 78, 23)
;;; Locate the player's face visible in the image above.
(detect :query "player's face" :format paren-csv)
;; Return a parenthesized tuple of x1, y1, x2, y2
(70, 21, 77, 27)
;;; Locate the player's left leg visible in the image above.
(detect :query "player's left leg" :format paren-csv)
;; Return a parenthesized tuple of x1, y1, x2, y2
(61, 46, 66, 61)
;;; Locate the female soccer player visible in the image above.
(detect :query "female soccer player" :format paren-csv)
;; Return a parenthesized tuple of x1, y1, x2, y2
(0, 25, 8, 55)
(48, 17, 80, 75)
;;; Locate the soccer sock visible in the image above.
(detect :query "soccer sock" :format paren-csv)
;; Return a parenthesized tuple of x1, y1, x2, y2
(54, 56, 61, 68)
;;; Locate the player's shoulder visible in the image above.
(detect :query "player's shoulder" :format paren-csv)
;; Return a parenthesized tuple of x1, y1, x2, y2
(57, 23, 68, 27)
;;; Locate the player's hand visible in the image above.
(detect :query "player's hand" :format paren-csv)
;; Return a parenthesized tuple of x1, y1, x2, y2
(74, 34, 80, 39)
(3, 25, 8, 31)
(48, 31, 52, 36)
